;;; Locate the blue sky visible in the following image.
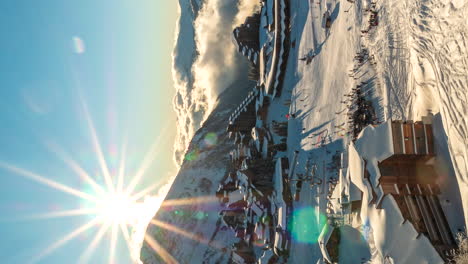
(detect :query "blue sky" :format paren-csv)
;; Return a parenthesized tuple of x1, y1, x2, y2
(0, 1, 178, 263)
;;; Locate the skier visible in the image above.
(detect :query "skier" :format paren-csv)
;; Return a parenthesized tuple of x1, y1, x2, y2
(299, 52, 316, 65)
(323, 10, 332, 36)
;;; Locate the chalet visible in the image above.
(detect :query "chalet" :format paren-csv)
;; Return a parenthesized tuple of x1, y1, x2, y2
(216, 172, 239, 203)
(260, 0, 275, 31)
(232, 13, 261, 65)
(251, 127, 272, 159)
(232, 240, 256, 264)
(227, 89, 258, 134)
(221, 209, 247, 230)
(230, 143, 252, 167)
(316, 222, 336, 264)
(262, 0, 290, 98)
(336, 118, 457, 262)
(378, 120, 455, 254)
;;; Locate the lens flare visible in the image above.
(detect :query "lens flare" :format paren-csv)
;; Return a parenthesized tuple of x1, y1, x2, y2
(144, 234, 179, 264)
(73, 36, 86, 54)
(185, 148, 200, 161)
(204, 132, 218, 147)
(289, 207, 327, 243)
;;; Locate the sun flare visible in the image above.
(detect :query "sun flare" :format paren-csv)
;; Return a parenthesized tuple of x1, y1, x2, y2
(95, 192, 136, 225)
(0, 95, 177, 264)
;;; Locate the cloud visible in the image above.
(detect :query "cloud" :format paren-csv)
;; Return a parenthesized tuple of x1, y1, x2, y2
(234, 0, 261, 27)
(172, 0, 259, 165)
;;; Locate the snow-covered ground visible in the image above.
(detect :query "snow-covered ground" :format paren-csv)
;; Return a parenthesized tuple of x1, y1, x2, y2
(284, 0, 467, 262)
(285, 0, 362, 261)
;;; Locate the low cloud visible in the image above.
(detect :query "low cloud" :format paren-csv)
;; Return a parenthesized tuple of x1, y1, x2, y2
(172, 0, 260, 165)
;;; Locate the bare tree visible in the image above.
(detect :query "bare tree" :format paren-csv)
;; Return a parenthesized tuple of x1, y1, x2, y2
(452, 231, 468, 264)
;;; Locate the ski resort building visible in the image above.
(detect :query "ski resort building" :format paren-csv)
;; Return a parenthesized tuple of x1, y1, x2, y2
(232, 14, 261, 66)
(227, 89, 258, 134)
(232, 240, 256, 264)
(378, 120, 456, 255)
(260, 0, 291, 98)
(330, 118, 457, 262)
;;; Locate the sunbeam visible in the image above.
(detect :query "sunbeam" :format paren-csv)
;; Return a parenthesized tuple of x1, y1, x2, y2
(119, 223, 132, 251)
(160, 195, 220, 208)
(79, 94, 114, 193)
(144, 234, 179, 264)
(26, 208, 98, 220)
(78, 223, 110, 264)
(125, 125, 169, 195)
(45, 141, 105, 195)
(0, 161, 97, 203)
(29, 217, 100, 264)
(109, 223, 119, 264)
(0, 88, 176, 264)
(116, 137, 128, 193)
(149, 219, 223, 250)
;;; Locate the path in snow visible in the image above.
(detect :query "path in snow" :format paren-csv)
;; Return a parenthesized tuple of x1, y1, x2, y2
(286, 0, 370, 262)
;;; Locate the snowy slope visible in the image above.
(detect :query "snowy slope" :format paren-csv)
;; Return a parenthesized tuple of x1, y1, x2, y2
(141, 78, 254, 264)
(285, 0, 363, 262)
(367, 0, 468, 227)
(286, 0, 467, 262)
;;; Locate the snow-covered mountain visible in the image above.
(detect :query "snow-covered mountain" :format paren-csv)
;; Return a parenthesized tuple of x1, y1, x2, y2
(140, 77, 255, 264)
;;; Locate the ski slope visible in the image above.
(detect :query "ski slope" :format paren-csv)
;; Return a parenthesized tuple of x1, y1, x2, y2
(284, 0, 467, 262)
(370, 0, 468, 227)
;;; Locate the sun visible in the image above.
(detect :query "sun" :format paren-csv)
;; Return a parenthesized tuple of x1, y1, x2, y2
(0, 156, 216, 264)
(94, 191, 137, 225)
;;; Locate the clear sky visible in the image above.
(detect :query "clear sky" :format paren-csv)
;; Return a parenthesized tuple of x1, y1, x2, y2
(0, 1, 178, 263)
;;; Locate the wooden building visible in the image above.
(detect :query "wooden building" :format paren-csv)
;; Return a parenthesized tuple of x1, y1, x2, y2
(227, 89, 258, 134)
(232, 13, 261, 65)
(232, 240, 256, 264)
(378, 120, 456, 256)
(389, 120, 434, 157)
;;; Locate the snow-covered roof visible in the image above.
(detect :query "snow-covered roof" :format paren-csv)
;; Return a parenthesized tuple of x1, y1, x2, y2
(250, 201, 264, 217)
(346, 121, 444, 263)
(258, 250, 274, 264)
(227, 189, 245, 205)
(265, 0, 274, 26)
(274, 158, 287, 229)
